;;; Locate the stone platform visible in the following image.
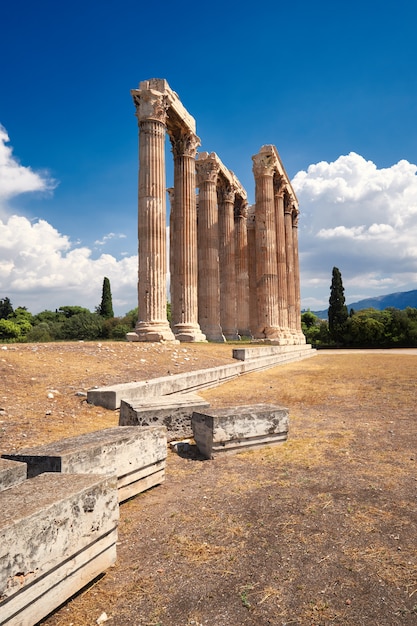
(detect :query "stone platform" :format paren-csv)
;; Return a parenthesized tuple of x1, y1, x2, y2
(0, 472, 118, 626)
(88, 344, 315, 411)
(192, 404, 289, 459)
(2, 425, 167, 503)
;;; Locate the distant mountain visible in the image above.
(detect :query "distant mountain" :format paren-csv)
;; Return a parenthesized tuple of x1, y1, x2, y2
(311, 289, 417, 319)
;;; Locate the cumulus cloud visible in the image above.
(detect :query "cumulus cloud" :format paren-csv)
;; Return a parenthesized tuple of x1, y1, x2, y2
(0, 215, 138, 314)
(0, 125, 138, 315)
(293, 152, 417, 308)
(0, 125, 56, 217)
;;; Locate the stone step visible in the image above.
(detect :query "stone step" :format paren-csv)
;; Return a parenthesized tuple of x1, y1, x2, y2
(0, 472, 118, 626)
(2, 425, 167, 503)
(88, 345, 315, 410)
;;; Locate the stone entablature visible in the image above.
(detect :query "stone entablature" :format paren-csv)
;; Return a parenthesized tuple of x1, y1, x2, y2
(129, 79, 205, 343)
(129, 79, 304, 345)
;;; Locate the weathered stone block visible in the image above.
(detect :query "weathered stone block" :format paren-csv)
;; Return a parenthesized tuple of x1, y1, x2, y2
(192, 404, 289, 459)
(0, 472, 118, 626)
(119, 393, 210, 440)
(2, 425, 167, 503)
(0, 458, 26, 493)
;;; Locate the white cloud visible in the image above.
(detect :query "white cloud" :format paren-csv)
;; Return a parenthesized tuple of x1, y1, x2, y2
(94, 232, 127, 246)
(293, 152, 417, 308)
(0, 214, 138, 314)
(0, 124, 137, 315)
(0, 125, 56, 217)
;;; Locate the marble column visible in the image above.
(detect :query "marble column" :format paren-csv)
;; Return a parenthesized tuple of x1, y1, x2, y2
(234, 201, 250, 337)
(246, 205, 257, 338)
(274, 176, 291, 343)
(129, 89, 176, 342)
(252, 152, 281, 340)
(196, 155, 225, 341)
(292, 209, 305, 343)
(167, 187, 175, 321)
(218, 184, 240, 340)
(284, 194, 297, 342)
(169, 131, 206, 342)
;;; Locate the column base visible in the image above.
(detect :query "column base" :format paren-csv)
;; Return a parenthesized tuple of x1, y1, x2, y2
(253, 326, 290, 344)
(127, 321, 179, 343)
(200, 324, 226, 342)
(222, 329, 241, 341)
(173, 323, 207, 343)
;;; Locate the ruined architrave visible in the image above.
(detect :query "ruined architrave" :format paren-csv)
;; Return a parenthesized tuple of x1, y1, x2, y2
(129, 80, 304, 344)
(129, 79, 205, 342)
(250, 145, 305, 344)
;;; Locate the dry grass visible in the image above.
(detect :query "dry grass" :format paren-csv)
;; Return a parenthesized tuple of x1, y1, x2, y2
(1, 344, 416, 625)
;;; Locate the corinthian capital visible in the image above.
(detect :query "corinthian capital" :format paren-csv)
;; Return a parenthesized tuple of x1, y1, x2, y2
(234, 200, 248, 219)
(218, 183, 235, 204)
(252, 152, 276, 178)
(273, 174, 285, 196)
(196, 154, 220, 186)
(170, 130, 200, 159)
(292, 208, 300, 227)
(132, 89, 168, 124)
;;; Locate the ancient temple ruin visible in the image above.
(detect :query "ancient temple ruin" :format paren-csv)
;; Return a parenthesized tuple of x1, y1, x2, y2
(128, 78, 305, 345)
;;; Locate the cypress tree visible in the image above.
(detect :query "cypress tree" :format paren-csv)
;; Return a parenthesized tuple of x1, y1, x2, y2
(0, 297, 14, 319)
(98, 277, 114, 318)
(328, 267, 348, 343)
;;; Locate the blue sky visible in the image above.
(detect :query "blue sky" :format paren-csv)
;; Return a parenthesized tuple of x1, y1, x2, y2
(1, 0, 417, 315)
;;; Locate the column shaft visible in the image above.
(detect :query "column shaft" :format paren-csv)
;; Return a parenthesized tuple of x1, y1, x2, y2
(284, 200, 297, 340)
(274, 182, 291, 343)
(196, 157, 224, 341)
(235, 203, 250, 337)
(292, 211, 305, 343)
(252, 154, 281, 339)
(129, 90, 176, 342)
(218, 186, 239, 340)
(170, 132, 206, 342)
(246, 207, 257, 337)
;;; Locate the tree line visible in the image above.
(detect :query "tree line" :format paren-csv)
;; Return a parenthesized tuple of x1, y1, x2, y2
(302, 267, 417, 348)
(2, 270, 417, 346)
(0, 278, 137, 342)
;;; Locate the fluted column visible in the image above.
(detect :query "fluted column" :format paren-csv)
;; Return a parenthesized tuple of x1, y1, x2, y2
(246, 205, 257, 337)
(274, 176, 291, 343)
(252, 152, 281, 340)
(234, 201, 250, 337)
(196, 154, 225, 341)
(284, 195, 297, 342)
(128, 89, 176, 342)
(170, 131, 206, 342)
(292, 209, 305, 343)
(167, 187, 175, 318)
(218, 184, 239, 340)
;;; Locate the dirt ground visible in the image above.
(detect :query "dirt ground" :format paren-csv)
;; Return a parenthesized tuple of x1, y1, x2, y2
(1, 342, 416, 626)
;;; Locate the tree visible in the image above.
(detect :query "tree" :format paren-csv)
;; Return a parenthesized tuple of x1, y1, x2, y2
(328, 267, 348, 344)
(0, 297, 14, 320)
(60, 311, 104, 340)
(97, 277, 114, 319)
(0, 319, 21, 341)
